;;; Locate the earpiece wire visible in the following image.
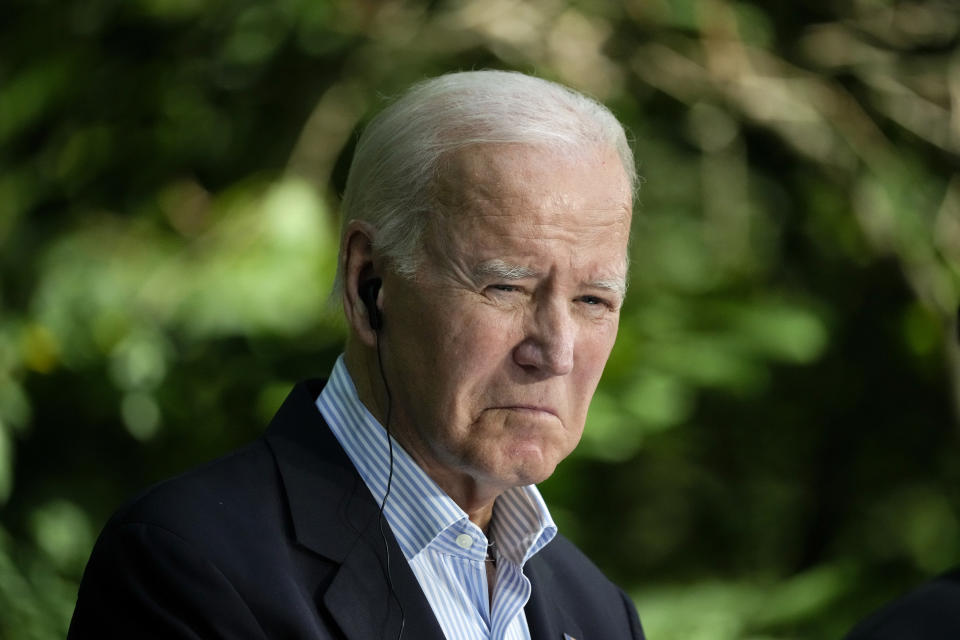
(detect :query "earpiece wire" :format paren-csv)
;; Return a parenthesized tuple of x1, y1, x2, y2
(374, 330, 405, 640)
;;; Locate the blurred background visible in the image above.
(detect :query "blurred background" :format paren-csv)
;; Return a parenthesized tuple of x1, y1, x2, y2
(2, 0, 960, 638)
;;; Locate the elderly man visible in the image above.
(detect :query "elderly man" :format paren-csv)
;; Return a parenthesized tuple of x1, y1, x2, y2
(69, 70, 644, 639)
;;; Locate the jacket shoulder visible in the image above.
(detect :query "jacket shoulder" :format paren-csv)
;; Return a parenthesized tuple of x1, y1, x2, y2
(109, 377, 330, 541)
(111, 439, 282, 539)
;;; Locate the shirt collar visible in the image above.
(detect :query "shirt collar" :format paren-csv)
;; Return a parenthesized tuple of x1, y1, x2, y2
(316, 355, 556, 565)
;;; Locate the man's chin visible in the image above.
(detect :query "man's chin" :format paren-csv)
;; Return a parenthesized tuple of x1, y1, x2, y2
(488, 447, 563, 488)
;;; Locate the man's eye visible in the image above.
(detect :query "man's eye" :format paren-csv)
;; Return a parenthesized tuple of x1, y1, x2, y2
(579, 295, 617, 311)
(490, 284, 520, 293)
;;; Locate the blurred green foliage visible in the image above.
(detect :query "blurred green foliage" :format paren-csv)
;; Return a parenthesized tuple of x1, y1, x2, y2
(2, 0, 960, 638)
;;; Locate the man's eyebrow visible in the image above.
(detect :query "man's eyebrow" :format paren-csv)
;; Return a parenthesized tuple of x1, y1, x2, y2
(588, 279, 627, 299)
(475, 260, 627, 297)
(473, 260, 539, 280)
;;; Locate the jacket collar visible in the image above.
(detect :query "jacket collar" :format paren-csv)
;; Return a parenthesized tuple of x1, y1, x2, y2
(263, 379, 445, 640)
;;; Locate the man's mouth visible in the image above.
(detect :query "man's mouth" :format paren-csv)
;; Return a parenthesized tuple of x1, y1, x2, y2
(498, 405, 559, 418)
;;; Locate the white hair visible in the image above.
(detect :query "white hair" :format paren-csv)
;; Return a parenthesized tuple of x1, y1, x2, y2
(334, 70, 637, 296)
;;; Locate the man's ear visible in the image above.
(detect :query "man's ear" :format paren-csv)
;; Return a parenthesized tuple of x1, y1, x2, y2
(342, 220, 381, 348)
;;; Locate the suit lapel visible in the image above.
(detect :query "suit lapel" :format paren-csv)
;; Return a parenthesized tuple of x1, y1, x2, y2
(324, 536, 442, 640)
(524, 551, 585, 640)
(264, 380, 445, 640)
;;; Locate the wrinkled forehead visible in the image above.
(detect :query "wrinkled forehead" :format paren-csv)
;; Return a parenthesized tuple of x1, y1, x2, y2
(430, 143, 632, 230)
(419, 144, 632, 288)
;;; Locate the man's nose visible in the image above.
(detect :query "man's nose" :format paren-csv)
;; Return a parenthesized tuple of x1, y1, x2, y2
(513, 299, 576, 376)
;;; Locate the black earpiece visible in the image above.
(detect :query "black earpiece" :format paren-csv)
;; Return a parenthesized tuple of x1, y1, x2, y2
(359, 278, 383, 331)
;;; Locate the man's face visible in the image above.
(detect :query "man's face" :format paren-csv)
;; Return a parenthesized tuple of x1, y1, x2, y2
(380, 143, 632, 497)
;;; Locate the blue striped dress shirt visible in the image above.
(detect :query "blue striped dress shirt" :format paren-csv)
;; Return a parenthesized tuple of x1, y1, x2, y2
(316, 355, 558, 640)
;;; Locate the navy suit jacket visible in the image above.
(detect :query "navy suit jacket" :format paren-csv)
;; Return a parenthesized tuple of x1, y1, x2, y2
(69, 379, 645, 639)
(844, 568, 960, 640)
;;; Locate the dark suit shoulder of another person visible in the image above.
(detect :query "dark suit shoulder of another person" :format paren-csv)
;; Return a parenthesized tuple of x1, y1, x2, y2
(845, 568, 960, 640)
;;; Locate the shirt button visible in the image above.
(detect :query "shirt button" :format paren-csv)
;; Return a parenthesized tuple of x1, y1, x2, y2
(455, 533, 474, 549)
